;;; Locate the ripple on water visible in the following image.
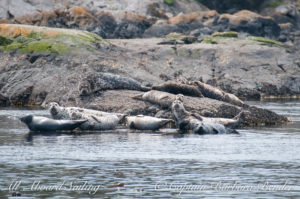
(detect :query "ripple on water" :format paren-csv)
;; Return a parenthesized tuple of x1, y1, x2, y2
(0, 101, 300, 198)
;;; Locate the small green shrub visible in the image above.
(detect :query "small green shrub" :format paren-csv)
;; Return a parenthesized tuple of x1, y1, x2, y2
(164, 0, 174, 6)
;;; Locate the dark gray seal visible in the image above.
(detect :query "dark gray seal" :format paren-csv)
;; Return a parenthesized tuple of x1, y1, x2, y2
(178, 78, 245, 107)
(78, 72, 150, 96)
(19, 115, 86, 132)
(171, 95, 237, 134)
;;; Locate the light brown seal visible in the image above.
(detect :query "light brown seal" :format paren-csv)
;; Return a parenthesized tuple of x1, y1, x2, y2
(125, 115, 173, 130)
(152, 81, 204, 98)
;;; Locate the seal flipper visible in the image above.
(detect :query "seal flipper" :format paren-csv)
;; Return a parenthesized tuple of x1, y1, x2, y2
(141, 86, 151, 92)
(212, 127, 219, 134)
(91, 115, 102, 123)
(132, 94, 144, 100)
(159, 119, 174, 128)
(129, 121, 135, 129)
(190, 113, 203, 121)
(178, 119, 190, 130)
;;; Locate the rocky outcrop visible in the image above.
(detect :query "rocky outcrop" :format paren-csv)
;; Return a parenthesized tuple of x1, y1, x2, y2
(1, 0, 298, 44)
(0, 24, 297, 126)
(0, 24, 105, 54)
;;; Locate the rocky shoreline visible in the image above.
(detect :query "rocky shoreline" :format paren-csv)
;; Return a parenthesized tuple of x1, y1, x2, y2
(0, 0, 299, 128)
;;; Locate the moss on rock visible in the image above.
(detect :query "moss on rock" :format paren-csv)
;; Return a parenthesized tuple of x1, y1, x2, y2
(266, 0, 285, 8)
(0, 36, 13, 46)
(164, 0, 175, 6)
(0, 24, 105, 55)
(248, 36, 284, 47)
(212, 31, 238, 38)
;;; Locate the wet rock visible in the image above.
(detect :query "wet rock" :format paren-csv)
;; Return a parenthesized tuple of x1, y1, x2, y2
(131, 90, 287, 126)
(0, 34, 297, 126)
(217, 10, 281, 38)
(0, 93, 9, 106)
(197, 0, 263, 14)
(145, 10, 281, 39)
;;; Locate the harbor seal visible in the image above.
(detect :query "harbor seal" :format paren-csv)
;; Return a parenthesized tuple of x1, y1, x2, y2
(69, 110, 124, 130)
(125, 115, 173, 130)
(19, 115, 86, 132)
(191, 110, 248, 129)
(171, 95, 237, 134)
(133, 90, 176, 108)
(177, 78, 245, 107)
(78, 72, 150, 96)
(48, 102, 125, 120)
(152, 81, 204, 98)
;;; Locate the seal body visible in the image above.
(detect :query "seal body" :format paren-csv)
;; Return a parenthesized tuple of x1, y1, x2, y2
(133, 90, 175, 108)
(177, 78, 245, 107)
(193, 122, 227, 134)
(70, 111, 123, 130)
(19, 115, 86, 132)
(48, 102, 125, 120)
(171, 95, 237, 134)
(125, 115, 173, 130)
(196, 110, 248, 129)
(152, 81, 203, 98)
(78, 72, 150, 96)
(48, 102, 126, 130)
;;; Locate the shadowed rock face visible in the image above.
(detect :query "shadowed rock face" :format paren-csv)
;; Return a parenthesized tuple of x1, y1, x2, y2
(196, 0, 263, 14)
(0, 0, 299, 44)
(0, 26, 299, 105)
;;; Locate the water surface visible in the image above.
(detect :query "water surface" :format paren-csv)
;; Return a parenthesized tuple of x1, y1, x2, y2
(0, 101, 299, 198)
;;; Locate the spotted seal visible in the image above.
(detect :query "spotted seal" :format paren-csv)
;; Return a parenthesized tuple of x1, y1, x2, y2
(48, 102, 125, 120)
(125, 115, 173, 130)
(69, 111, 124, 130)
(178, 78, 245, 107)
(19, 115, 86, 132)
(191, 110, 248, 129)
(171, 95, 237, 134)
(78, 72, 150, 96)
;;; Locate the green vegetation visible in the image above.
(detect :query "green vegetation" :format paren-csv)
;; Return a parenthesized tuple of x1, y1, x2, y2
(0, 36, 13, 46)
(202, 37, 218, 44)
(27, 32, 44, 40)
(266, 0, 285, 8)
(248, 36, 284, 47)
(0, 30, 104, 55)
(212, 31, 238, 38)
(164, 0, 174, 6)
(166, 32, 185, 39)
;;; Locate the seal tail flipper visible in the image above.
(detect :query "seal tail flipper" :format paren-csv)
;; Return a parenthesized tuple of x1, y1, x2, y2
(132, 94, 144, 100)
(212, 127, 219, 134)
(140, 86, 151, 92)
(190, 113, 203, 121)
(77, 119, 88, 125)
(129, 121, 135, 129)
(118, 114, 128, 124)
(226, 128, 239, 134)
(160, 119, 174, 128)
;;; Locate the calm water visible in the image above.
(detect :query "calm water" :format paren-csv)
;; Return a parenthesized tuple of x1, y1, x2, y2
(0, 101, 299, 199)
